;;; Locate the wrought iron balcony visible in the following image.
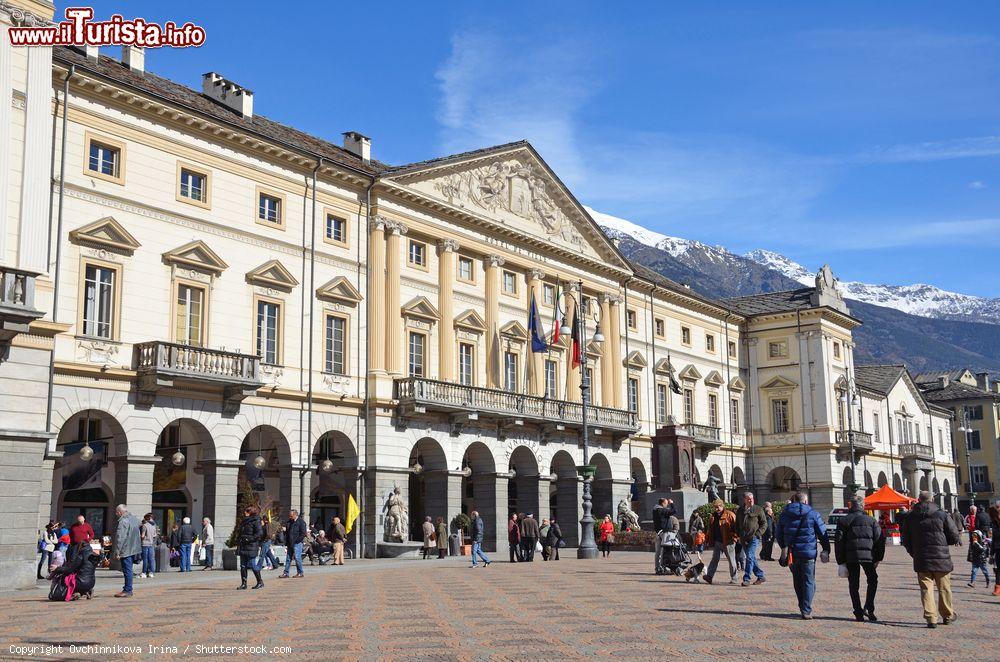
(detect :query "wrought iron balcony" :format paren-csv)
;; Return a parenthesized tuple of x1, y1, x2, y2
(964, 482, 995, 494)
(133, 341, 262, 414)
(395, 377, 639, 439)
(899, 443, 934, 462)
(836, 430, 875, 461)
(0, 267, 44, 343)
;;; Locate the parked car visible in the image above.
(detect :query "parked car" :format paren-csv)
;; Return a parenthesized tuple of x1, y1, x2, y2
(826, 508, 849, 540)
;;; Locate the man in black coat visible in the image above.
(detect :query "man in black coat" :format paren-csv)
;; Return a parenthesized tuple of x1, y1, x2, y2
(520, 514, 540, 562)
(548, 519, 563, 561)
(280, 509, 307, 578)
(901, 491, 962, 628)
(835, 494, 885, 622)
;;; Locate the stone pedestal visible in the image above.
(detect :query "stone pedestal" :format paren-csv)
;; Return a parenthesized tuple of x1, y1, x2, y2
(650, 424, 697, 491)
(376, 541, 424, 559)
(641, 488, 707, 532)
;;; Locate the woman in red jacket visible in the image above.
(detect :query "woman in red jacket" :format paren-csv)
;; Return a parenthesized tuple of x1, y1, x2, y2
(598, 515, 616, 558)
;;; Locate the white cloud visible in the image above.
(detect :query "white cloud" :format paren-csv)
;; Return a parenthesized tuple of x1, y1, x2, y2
(969, 180, 986, 189)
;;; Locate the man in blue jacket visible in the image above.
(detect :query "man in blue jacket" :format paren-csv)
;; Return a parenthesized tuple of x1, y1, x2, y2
(775, 492, 831, 619)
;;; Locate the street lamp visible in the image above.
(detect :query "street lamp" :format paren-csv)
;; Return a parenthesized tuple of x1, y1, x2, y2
(958, 407, 976, 508)
(557, 280, 603, 560)
(840, 385, 860, 494)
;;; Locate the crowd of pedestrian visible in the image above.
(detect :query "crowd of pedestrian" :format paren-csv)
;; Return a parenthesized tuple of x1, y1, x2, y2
(507, 513, 565, 563)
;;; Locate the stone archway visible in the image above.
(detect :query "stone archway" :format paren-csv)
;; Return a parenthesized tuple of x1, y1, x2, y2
(407, 438, 448, 543)
(631, 456, 649, 506)
(877, 471, 888, 487)
(239, 425, 292, 523)
(153, 418, 216, 539)
(508, 446, 541, 519)
(550, 450, 580, 547)
(764, 466, 802, 505)
(892, 473, 903, 492)
(310, 431, 359, 541)
(590, 453, 614, 521)
(462, 442, 498, 551)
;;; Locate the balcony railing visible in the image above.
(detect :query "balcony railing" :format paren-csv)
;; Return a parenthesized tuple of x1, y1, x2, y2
(674, 422, 722, 446)
(836, 430, 874, 452)
(395, 377, 639, 438)
(134, 341, 262, 414)
(899, 443, 934, 462)
(964, 482, 995, 494)
(0, 266, 44, 343)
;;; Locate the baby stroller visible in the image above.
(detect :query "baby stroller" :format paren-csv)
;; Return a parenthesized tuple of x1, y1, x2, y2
(656, 530, 691, 576)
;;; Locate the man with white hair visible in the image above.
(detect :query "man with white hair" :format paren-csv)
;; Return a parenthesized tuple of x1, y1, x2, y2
(113, 504, 141, 597)
(177, 516, 197, 572)
(201, 517, 215, 570)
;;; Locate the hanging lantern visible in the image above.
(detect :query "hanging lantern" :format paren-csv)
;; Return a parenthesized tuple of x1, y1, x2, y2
(171, 450, 186, 466)
(252, 454, 267, 470)
(319, 458, 334, 474)
(79, 443, 94, 461)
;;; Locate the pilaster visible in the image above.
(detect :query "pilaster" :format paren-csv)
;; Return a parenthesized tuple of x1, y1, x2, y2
(484, 255, 504, 388)
(112, 454, 160, 521)
(607, 295, 623, 408)
(527, 269, 545, 396)
(600, 293, 614, 407)
(201, 460, 240, 563)
(797, 331, 815, 429)
(368, 217, 387, 373)
(565, 283, 580, 401)
(384, 221, 407, 374)
(437, 239, 459, 382)
(747, 338, 761, 434)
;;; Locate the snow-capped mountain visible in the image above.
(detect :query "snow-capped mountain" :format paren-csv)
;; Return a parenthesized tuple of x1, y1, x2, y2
(590, 206, 1000, 326)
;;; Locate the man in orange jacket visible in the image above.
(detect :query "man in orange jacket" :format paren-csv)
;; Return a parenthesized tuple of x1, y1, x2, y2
(704, 499, 738, 584)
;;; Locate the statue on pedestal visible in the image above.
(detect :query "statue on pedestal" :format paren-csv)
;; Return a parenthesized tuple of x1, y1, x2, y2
(702, 474, 722, 503)
(617, 498, 641, 531)
(381, 486, 408, 542)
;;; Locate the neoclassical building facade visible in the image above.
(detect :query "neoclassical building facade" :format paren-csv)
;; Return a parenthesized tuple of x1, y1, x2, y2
(0, 2, 956, 588)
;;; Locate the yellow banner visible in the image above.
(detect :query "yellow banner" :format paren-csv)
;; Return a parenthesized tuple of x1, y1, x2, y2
(346, 493, 360, 534)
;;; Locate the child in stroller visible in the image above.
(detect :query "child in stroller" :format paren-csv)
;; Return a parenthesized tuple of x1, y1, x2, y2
(656, 529, 692, 576)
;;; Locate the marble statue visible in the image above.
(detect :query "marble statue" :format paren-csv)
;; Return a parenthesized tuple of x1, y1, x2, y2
(702, 474, 722, 503)
(381, 486, 408, 543)
(617, 498, 641, 531)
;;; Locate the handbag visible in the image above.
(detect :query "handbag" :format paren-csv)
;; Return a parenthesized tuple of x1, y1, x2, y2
(607, 534, 615, 545)
(837, 564, 849, 579)
(48, 577, 68, 602)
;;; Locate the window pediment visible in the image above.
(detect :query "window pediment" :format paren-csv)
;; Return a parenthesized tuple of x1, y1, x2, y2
(705, 370, 725, 387)
(761, 375, 797, 390)
(245, 259, 298, 291)
(678, 364, 702, 381)
(70, 216, 142, 255)
(654, 358, 674, 376)
(500, 320, 527, 340)
(625, 350, 647, 369)
(454, 309, 486, 333)
(162, 239, 228, 275)
(316, 276, 362, 305)
(729, 375, 746, 391)
(402, 296, 440, 322)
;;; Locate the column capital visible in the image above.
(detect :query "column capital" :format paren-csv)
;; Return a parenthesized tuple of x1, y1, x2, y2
(370, 215, 391, 232)
(527, 268, 546, 282)
(437, 238, 460, 254)
(486, 254, 505, 268)
(601, 293, 621, 306)
(387, 220, 409, 236)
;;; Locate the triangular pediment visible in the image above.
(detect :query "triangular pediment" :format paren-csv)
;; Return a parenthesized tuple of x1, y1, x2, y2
(454, 309, 486, 332)
(678, 364, 702, 381)
(162, 240, 228, 275)
(729, 376, 746, 391)
(762, 375, 798, 390)
(384, 143, 629, 271)
(834, 375, 849, 390)
(70, 216, 141, 254)
(654, 358, 674, 375)
(586, 339, 603, 357)
(245, 259, 298, 290)
(625, 350, 647, 368)
(316, 276, 362, 305)
(402, 296, 440, 322)
(500, 320, 527, 340)
(705, 370, 725, 387)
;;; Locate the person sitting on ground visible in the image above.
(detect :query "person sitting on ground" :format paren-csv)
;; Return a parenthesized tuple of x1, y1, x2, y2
(50, 541, 98, 600)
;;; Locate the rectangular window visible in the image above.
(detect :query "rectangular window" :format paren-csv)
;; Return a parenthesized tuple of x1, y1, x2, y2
(897, 419, 904, 445)
(772, 399, 790, 434)
(872, 413, 880, 443)
(586, 368, 596, 405)
(833, 341, 842, 359)
(179, 167, 207, 203)
(627, 309, 637, 330)
(915, 426, 921, 444)
(768, 341, 788, 359)
(967, 405, 984, 420)
(458, 256, 475, 283)
(258, 191, 282, 225)
(458, 342, 475, 386)
(708, 393, 718, 427)
(175, 283, 205, 347)
(681, 326, 691, 345)
(256, 300, 281, 365)
(837, 398, 845, 431)
(325, 214, 347, 245)
(655, 318, 665, 338)
(542, 283, 555, 306)
(728, 340, 737, 358)
(627, 377, 639, 413)
(683, 388, 694, 423)
(705, 334, 715, 352)
(967, 429, 981, 451)
(407, 332, 426, 377)
(88, 140, 120, 178)
(82, 264, 116, 339)
(324, 315, 346, 375)
(656, 384, 668, 424)
(504, 351, 518, 391)
(970, 465, 989, 487)
(408, 240, 427, 268)
(502, 270, 517, 295)
(730, 398, 740, 433)
(544, 359, 558, 398)
(938, 428, 944, 454)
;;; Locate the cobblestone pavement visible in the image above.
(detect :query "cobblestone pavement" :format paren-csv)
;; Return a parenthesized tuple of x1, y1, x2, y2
(1, 546, 997, 661)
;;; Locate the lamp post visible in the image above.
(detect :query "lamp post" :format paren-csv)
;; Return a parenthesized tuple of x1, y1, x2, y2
(558, 281, 604, 560)
(958, 407, 976, 509)
(841, 385, 860, 494)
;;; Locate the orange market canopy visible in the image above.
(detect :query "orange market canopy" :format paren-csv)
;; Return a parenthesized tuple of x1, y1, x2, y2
(864, 485, 917, 511)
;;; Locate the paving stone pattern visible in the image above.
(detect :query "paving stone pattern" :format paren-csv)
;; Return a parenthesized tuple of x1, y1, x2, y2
(1, 546, 997, 660)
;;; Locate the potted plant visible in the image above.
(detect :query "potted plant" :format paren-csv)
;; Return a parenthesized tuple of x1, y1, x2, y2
(451, 513, 472, 555)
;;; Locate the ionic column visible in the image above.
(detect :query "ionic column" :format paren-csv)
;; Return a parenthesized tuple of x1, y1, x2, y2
(600, 293, 614, 407)
(607, 295, 623, 408)
(485, 255, 504, 388)
(438, 239, 459, 381)
(527, 269, 546, 395)
(565, 283, 580, 401)
(385, 221, 407, 374)
(368, 217, 388, 372)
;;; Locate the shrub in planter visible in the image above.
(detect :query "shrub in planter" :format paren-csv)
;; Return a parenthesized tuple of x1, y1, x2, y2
(614, 529, 657, 550)
(695, 501, 737, 527)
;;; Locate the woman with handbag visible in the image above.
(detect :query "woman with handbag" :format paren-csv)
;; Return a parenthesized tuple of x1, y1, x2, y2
(599, 515, 616, 558)
(421, 516, 435, 559)
(435, 517, 448, 559)
(237, 505, 264, 590)
(49, 541, 98, 601)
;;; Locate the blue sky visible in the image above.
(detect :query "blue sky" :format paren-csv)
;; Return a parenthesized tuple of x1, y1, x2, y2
(88, 2, 1000, 296)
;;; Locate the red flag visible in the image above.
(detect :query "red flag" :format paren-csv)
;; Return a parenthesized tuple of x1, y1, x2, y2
(551, 282, 562, 345)
(570, 308, 581, 369)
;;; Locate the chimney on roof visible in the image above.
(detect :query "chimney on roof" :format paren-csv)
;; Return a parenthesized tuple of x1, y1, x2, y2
(938, 375, 950, 388)
(122, 46, 144, 75)
(976, 372, 990, 391)
(993, 382, 1000, 394)
(85, 44, 99, 63)
(342, 131, 371, 162)
(201, 72, 253, 119)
